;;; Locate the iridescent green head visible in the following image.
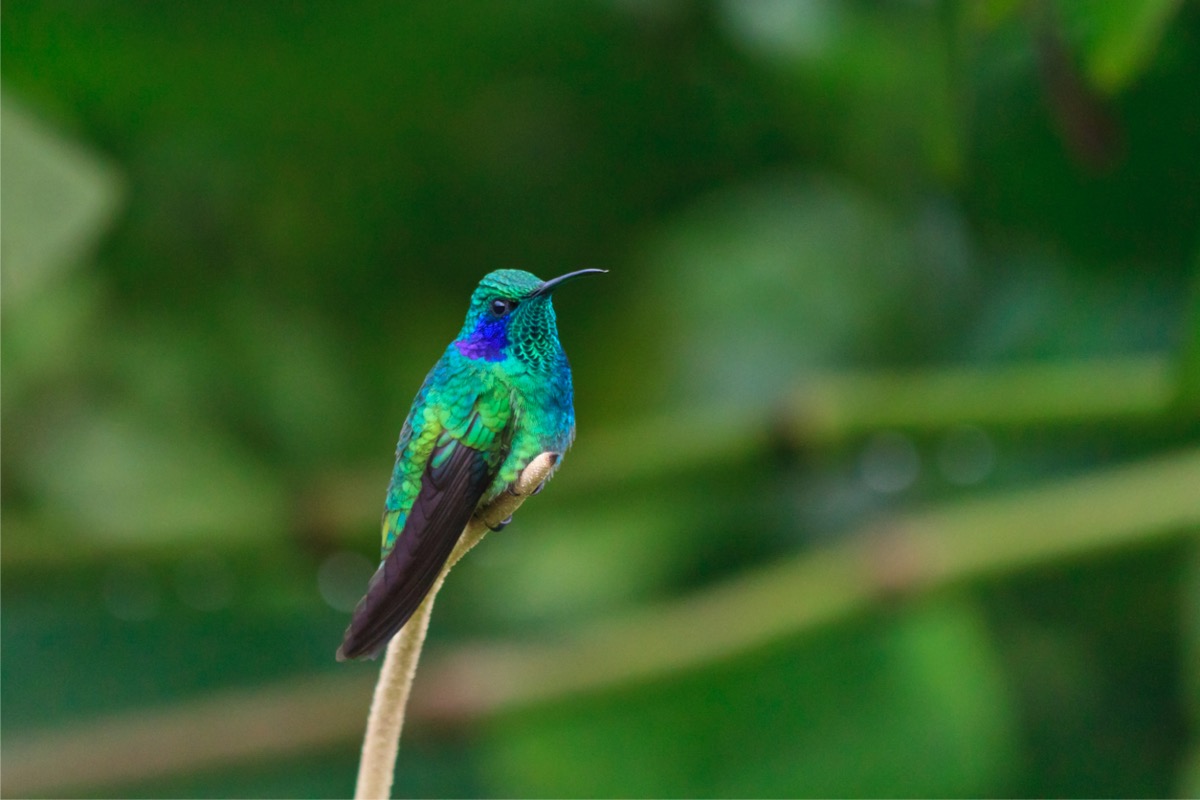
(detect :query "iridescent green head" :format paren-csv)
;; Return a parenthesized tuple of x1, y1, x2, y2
(454, 269, 605, 369)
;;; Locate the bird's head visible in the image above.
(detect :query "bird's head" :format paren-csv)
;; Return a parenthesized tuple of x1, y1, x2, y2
(454, 268, 605, 368)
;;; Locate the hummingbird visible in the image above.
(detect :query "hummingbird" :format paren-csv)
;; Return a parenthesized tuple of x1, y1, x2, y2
(337, 268, 606, 660)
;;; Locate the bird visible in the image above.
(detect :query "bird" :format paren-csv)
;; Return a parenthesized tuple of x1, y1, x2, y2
(337, 268, 606, 661)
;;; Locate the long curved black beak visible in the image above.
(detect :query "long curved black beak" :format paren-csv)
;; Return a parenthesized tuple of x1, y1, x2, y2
(531, 268, 607, 297)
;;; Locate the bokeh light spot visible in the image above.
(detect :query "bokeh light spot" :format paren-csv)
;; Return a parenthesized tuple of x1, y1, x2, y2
(859, 431, 921, 494)
(318, 550, 375, 612)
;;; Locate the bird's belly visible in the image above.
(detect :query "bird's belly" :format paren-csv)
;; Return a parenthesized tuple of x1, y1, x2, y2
(484, 382, 574, 501)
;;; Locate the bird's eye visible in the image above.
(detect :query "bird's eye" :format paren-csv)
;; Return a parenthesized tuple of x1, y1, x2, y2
(490, 298, 517, 317)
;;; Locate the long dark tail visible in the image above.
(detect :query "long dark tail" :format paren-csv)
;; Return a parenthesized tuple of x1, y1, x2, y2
(337, 437, 492, 660)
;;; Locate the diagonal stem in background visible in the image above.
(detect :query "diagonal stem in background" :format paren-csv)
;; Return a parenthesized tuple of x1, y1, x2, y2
(4, 447, 1198, 798)
(1, 357, 1182, 570)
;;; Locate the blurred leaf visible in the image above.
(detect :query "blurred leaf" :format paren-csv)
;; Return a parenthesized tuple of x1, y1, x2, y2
(0, 272, 104, 412)
(718, 1, 962, 186)
(716, 0, 842, 62)
(0, 92, 122, 416)
(17, 405, 286, 546)
(0, 91, 124, 310)
(647, 175, 974, 403)
(1056, 0, 1184, 92)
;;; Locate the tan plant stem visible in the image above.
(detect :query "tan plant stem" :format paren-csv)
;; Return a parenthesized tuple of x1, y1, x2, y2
(352, 451, 560, 800)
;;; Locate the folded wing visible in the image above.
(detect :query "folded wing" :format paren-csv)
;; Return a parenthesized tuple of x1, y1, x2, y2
(337, 409, 503, 661)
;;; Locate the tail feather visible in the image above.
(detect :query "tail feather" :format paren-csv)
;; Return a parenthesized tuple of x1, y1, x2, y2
(337, 434, 493, 660)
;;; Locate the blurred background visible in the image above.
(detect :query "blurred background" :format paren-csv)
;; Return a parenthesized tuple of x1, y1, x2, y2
(3, 1, 1199, 797)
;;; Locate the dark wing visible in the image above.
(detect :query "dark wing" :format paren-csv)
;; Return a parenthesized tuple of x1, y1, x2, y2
(336, 428, 498, 660)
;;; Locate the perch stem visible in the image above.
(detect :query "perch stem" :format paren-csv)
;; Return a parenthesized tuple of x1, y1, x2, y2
(352, 451, 560, 800)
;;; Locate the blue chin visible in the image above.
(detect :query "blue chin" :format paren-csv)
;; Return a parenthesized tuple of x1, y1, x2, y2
(455, 315, 509, 362)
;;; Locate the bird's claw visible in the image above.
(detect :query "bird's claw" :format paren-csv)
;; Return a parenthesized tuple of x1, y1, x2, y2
(488, 515, 513, 532)
(506, 480, 548, 497)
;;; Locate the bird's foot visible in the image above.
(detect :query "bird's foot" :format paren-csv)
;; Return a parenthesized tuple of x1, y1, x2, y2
(488, 515, 514, 532)
(505, 480, 548, 497)
(507, 452, 560, 497)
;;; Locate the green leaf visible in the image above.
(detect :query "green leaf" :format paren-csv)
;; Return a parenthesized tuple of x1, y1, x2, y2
(1058, 0, 1184, 93)
(0, 92, 124, 310)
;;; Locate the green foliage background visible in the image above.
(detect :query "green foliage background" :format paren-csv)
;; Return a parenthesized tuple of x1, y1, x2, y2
(2, 1, 1198, 797)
